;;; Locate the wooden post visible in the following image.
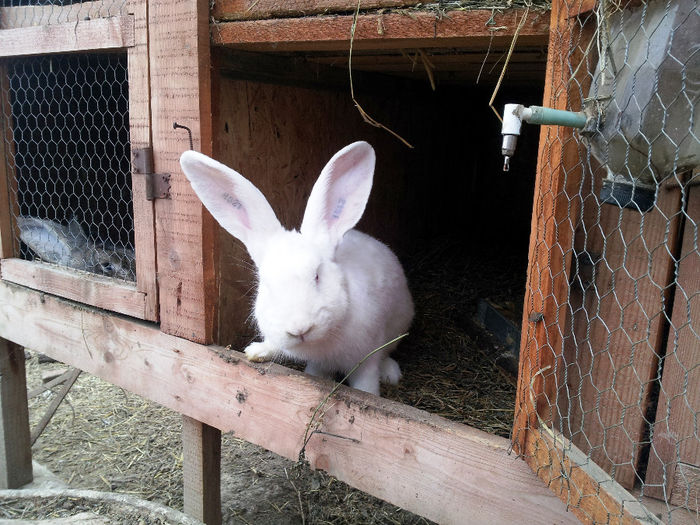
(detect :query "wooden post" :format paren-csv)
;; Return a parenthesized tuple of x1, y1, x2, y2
(148, 0, 216, 344)
(0, 338, 32, 489)
(182, 416, 222, 525)
(148, 0, 219, 520)
(512, 0, 595, 455)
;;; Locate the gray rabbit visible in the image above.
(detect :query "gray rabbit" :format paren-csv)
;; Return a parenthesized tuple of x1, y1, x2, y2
(17, 216, 135, 281)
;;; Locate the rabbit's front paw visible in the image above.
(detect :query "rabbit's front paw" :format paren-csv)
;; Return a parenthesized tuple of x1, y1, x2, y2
(244, 341, 277, 363)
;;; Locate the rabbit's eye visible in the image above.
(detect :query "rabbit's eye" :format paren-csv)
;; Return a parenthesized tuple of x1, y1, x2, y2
(314, 272, 320, 284)
(99, 262, 115, 276)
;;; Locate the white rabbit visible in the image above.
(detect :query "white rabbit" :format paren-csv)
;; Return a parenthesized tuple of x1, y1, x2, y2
(180, 142, 414, 395)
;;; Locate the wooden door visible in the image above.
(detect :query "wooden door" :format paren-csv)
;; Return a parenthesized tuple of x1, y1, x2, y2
(0, 0, 158, 321)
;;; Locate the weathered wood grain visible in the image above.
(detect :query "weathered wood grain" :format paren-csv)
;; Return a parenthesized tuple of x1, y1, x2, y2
(0, 259, 147, 320)
(0, 338, 32, 489)
(213, 0, 426, 21)
(0, 280, 577, 525)
(525, 425, 663, 525)
(148, 0, 217, 342)
(0, 0, 124, 29)
(646, 184, 700, 505)
(512, 0, 595, 455)
(182, 416, 222, 525)
(562, 187, 682, 489)
(212, 8, 550, 52)
(127, 0, 159, 322)
(0, 15, 134, 58)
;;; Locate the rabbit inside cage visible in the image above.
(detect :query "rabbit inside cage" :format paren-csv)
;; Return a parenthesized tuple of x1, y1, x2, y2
(2, 52, 136, 281)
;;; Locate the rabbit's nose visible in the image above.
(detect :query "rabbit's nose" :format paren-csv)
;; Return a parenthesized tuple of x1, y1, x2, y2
(286, 325, 314, 343)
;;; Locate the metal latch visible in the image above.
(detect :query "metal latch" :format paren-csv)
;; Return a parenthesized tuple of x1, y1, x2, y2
(132, 147, 171, 200)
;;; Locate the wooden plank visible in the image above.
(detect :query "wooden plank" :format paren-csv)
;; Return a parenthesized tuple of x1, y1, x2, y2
(646, 184, 700, 503)
(0, 338, 32, 489)
(30, 368, 81, 446)
(0, 280, 578, 525)
(182, 416, 222, 525)
(525, 425, 662, 525)
(561, 187, 682, 489)
(512, 0, 595, 455)
(0, 258, 147, 320)
(0, 65, 17, 261)
(127, 0, 158, 322)
(148, 0, 217, 343)
(0, 16, 135, 58)
(213, 0, 426, 21)
(0, 0, 125, 29)
(212, 8, 550, 52)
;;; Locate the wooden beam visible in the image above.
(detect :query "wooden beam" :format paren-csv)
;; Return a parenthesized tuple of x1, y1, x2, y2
(0, 259, 147, 320)
(0, 15, 135, 58)
(0, 338, 32, 489)
(182, 416, 222, 525)
(0, 0, 124, 29)
(0, 281, 578, 525)
(212, 8, 550, 52)
(512, 0, 595, 455)
(213, 0, 426, 21)
(525, 425, 662, 525)
(149, 0, 217, 342)
(127, 0, 159, 322)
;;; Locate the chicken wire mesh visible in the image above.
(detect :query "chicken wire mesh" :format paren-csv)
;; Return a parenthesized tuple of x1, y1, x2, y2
(0, 0, 127, 29)
(514, 0, 699, 523)
(0, 51, 136, 281)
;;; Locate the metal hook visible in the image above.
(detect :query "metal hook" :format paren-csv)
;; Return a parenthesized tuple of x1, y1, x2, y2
(173, 122, 194, 150)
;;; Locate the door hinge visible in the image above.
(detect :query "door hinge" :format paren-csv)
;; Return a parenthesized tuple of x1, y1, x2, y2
(132, 147, 171, 200)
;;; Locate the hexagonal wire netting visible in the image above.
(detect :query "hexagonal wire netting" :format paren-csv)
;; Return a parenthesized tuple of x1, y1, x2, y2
(1, 50, 135, 281)
(514, 0, 698, 523)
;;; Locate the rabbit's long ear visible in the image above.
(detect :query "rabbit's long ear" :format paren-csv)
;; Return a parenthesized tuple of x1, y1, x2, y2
(180, 151, 281, 263)
(300, 141, 375, 247)
(16, 217, 76, 265)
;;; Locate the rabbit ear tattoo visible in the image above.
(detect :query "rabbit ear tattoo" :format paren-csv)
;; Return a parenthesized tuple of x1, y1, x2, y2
(179, 151, 282, 264)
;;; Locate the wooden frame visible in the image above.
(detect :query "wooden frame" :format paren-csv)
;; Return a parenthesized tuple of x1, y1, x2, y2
(0, 0, 159, 322)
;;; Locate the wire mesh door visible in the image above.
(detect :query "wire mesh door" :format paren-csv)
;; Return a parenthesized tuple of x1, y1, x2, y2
(0, 0, 157, 320)
(513, 0, 699, 523)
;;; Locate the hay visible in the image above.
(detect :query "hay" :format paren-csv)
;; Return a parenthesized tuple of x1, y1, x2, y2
(384, 236, 524, 437)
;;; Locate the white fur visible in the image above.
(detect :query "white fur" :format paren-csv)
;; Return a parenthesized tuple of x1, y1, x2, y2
(180, 142, 414, 396)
